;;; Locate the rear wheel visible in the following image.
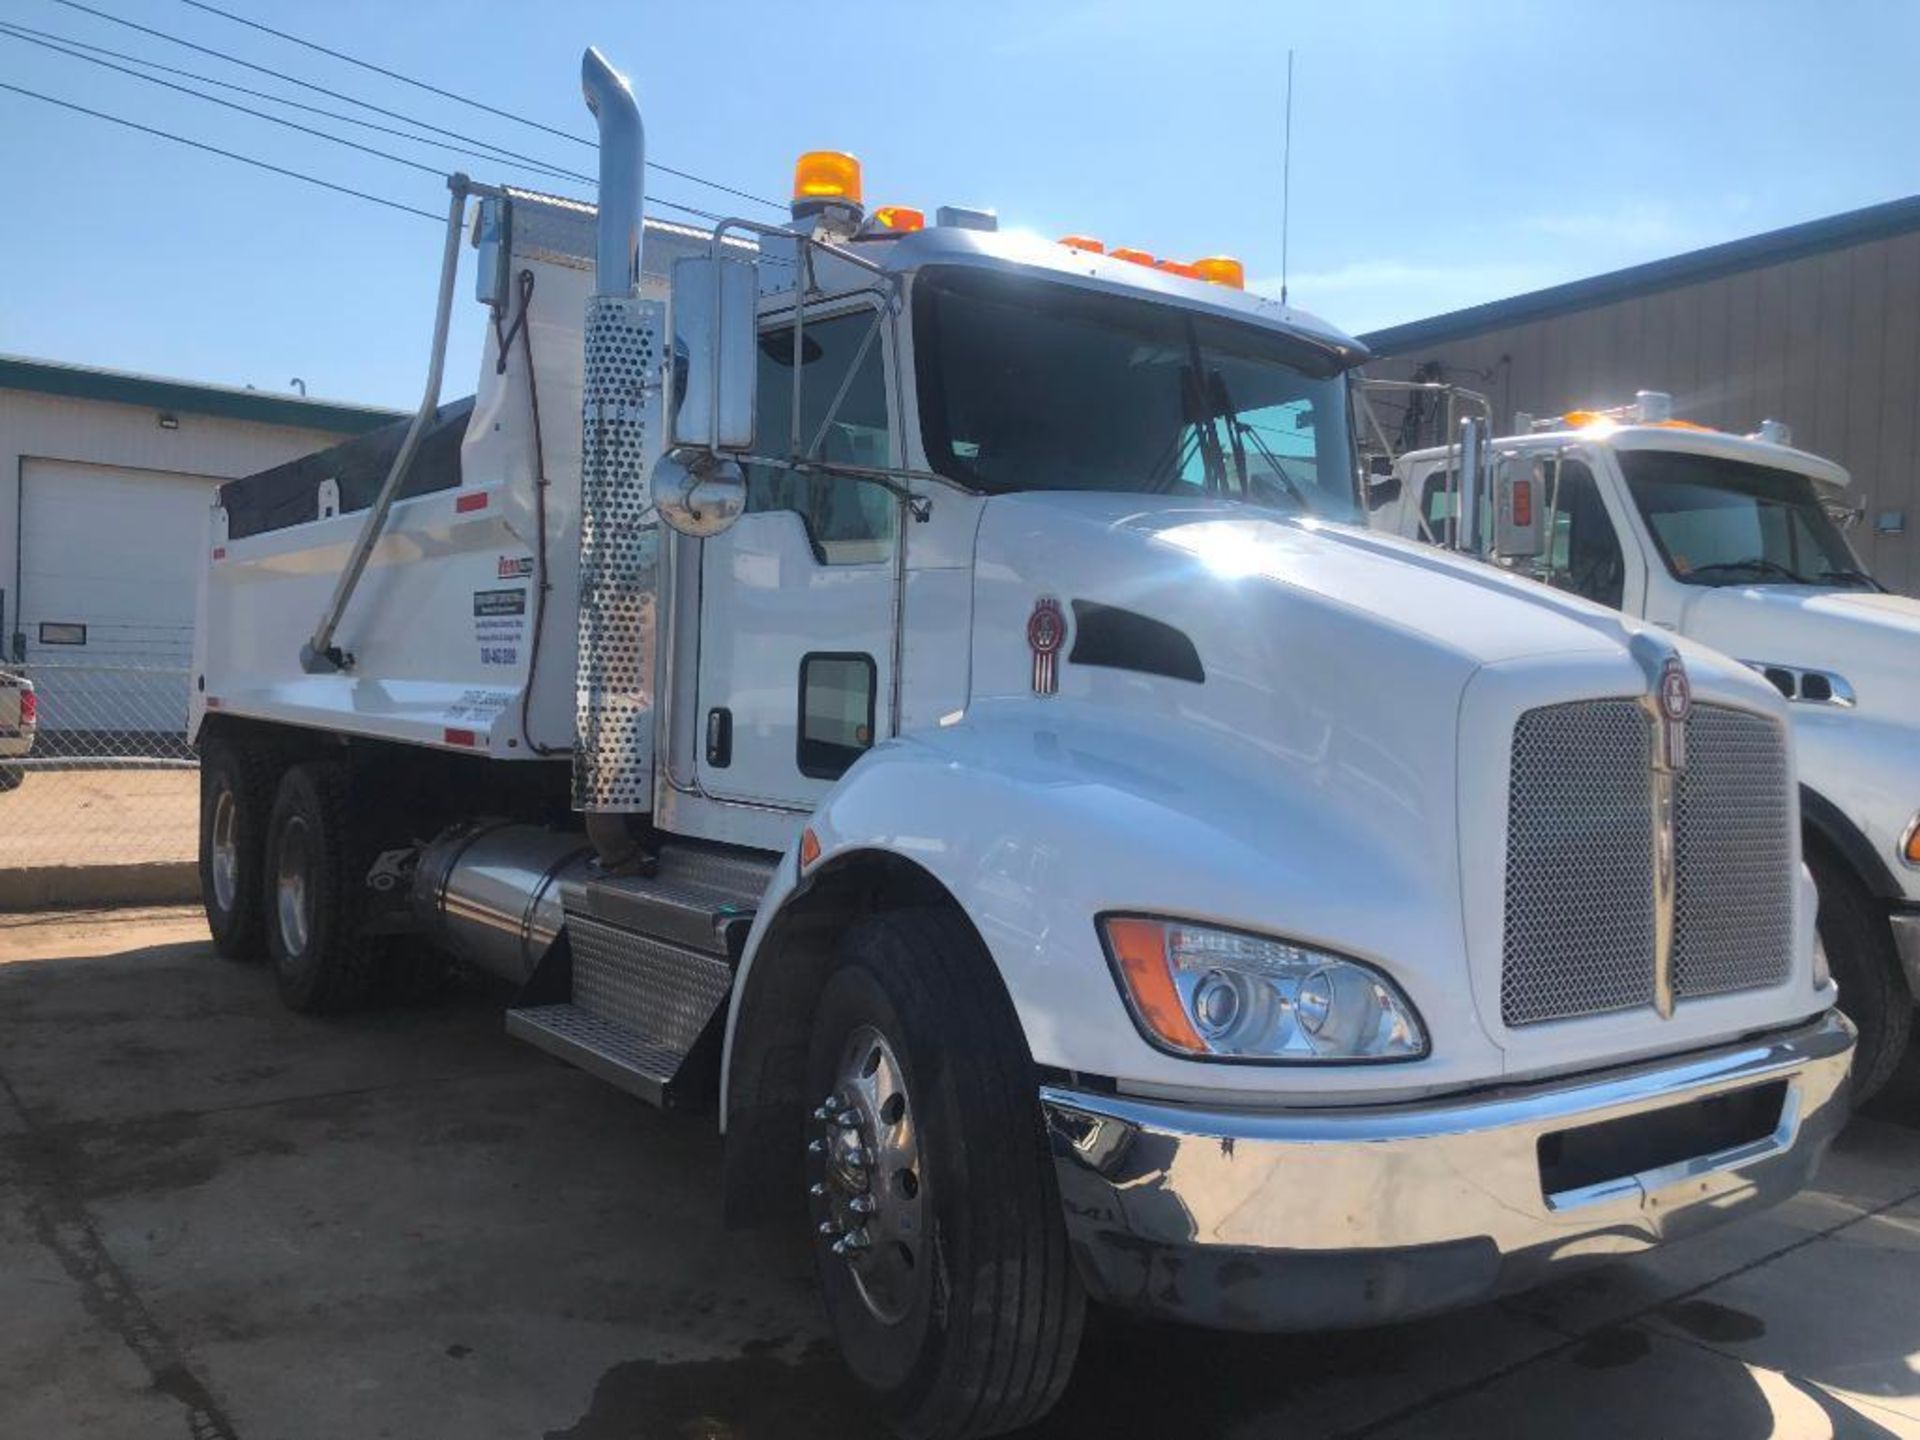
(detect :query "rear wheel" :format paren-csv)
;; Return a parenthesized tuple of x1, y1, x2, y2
(263, 761, 380, 1013)
(1811, 846, 1912, 1106)
(805, 909, 1084, 1439)
(199, 739, 280, 960)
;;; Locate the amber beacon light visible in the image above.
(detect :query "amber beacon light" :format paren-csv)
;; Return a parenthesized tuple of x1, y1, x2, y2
(793, 150, 863, 206)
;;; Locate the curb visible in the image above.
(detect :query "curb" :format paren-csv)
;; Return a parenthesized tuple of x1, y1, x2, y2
(0, 863, 198, 910)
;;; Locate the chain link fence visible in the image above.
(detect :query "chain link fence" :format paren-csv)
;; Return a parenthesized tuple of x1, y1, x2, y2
(0, 663, 198, 894)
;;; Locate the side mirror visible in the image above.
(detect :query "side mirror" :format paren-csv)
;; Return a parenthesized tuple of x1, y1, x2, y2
(671, 255, 757, 451)
(1365, 460, 1403, 511)
(1494, 454, 1545, 559)
(652, 447, 747, 538)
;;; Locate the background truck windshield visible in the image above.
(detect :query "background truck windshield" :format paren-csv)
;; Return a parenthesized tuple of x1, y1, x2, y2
(1620, 450, 1873, 588)
(913, 267, 1358, 519)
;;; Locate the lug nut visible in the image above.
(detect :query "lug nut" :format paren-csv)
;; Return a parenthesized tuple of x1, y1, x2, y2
(834, 1111, 862, 1130)
(832, 1227, 872, 1255)
(809, 1182, 827, 1199)
(818, 1219, 840, 1237)
(847, 1195, 876, 1215)
(807, 1138, 826, 1155)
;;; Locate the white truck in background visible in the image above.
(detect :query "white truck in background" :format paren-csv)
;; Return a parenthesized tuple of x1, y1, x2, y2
(192, 50, 1852, 1438)
(1366, 385, 1920, 1101)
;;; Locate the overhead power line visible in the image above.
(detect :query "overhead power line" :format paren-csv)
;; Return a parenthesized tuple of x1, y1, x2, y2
(173, 0, 783, 209)
(0, 24, 456, 183)
(41, 1, 729, 220)
(0, 18, 591, 186)
(0, 80, 444, 222)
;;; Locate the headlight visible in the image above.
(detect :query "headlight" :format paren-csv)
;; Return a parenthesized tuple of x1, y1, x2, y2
(1099, 916, 1427, 1062)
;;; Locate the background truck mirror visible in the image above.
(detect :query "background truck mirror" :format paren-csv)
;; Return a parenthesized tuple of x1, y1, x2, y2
(1495, 454, 1546, 559)
(672, 255, 759, 452)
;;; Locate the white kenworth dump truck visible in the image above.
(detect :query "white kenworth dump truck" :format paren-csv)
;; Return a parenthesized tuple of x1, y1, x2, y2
(193, 50, 1852, 1438)
(1365, 382, 1920, 1104)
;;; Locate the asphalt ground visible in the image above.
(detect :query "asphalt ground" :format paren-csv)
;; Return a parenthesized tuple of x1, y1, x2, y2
(3, 906, 1920, 1439)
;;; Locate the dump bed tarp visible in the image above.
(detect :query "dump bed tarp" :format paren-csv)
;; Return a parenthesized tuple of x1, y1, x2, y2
(219, 396, 474, 540)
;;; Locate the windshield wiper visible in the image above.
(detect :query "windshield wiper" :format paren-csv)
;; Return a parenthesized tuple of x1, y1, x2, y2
(1207, 370, 1313, 514)
(1815, 567, 1887, 592)
(1686, 556, 1810, 584)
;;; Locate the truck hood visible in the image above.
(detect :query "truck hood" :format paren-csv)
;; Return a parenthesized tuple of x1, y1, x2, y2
(974, 492, 1654, 674)
(1680, 585, 1920, 716)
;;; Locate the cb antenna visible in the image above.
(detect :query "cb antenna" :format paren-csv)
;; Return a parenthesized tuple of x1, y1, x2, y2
(1280, 48, 1295, 306)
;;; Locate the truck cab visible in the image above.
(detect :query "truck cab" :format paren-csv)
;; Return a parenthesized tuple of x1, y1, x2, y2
(1375, 392, 1920, 1100)
(191, 53, 1852, 1439)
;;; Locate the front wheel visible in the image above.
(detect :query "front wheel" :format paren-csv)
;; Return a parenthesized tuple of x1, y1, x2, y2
(1811, 847, 1912, 1106)
(806, 909, 1085, 1440)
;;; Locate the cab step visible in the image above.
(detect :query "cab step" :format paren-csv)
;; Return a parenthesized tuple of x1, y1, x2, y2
(506, 1003, 690, 1106)
(505, 843, 778, 1108)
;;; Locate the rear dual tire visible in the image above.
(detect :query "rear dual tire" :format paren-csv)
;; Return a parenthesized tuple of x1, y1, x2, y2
(263, 761, 384, 1014)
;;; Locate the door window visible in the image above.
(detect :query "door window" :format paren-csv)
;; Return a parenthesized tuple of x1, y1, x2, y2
(1536, 460, 1626, 609)
(748, 310, 896, 566)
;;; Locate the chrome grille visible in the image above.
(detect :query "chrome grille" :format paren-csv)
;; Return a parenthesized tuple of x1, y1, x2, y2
(1673, 705, 1794, 998)
(1502, 700, 1656, 1026)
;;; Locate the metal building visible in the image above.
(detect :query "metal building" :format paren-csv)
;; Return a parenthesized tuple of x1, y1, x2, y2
(0, 356, 396, 736)
(1357, 195, 1920, 595)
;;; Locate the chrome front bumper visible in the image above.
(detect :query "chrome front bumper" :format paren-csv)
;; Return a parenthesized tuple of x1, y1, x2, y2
(1043, 1011, 1854, 1331)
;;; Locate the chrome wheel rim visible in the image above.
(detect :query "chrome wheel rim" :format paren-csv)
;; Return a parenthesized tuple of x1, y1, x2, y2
(210, 788, 239, 913)
(811, 1024, 925, 1325)
(274, 815, 312, 956)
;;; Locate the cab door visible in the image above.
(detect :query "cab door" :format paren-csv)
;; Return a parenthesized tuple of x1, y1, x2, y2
(1530, 450, 1638, 614)
(694, 300, 900, 811)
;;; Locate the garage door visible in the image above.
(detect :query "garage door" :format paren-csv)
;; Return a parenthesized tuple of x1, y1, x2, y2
(17, 459, 220, 740)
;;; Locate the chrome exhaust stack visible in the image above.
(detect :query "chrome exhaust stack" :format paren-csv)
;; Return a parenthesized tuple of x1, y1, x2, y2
(574, 49, 662, 867)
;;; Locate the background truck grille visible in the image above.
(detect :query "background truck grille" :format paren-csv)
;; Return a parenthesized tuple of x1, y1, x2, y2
(1500, 699, 1792, 1027)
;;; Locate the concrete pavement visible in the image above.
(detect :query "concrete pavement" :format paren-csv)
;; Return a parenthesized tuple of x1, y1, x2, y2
(2, 906, 1919, 1439)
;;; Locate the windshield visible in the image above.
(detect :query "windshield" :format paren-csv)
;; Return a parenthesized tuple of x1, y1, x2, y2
(1619, 449, 1875, 588)
(913, 267, 1359, 519)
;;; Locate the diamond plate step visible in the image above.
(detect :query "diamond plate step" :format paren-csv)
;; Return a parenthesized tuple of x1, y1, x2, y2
(506, 1004, 680, 1106)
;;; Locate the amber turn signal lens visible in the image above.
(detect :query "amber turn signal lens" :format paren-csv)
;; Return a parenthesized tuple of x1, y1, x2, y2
(793, 150, 862, 205)
(1059, 234, 1104, 253)
(1108, 246, 1156, 267)
(872, 205, 925, 232)
(800, 827, 822, 870)
(1191, 256, 1246, 289)
(1102, 918, 1205, 1053)
(1904, 817, 1920, 867)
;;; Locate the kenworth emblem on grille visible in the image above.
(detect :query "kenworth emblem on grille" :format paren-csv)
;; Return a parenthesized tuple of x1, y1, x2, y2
(1029, 597, 1065, 696)
(1631, 636, 1689, 1018)
(1657, 654, 1693, 772)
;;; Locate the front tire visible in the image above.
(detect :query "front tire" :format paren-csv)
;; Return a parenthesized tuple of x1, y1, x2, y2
(1811, 846, 1912, 1106)
(805, 909, 1084, 1439)
(263, 761, 379, 1014)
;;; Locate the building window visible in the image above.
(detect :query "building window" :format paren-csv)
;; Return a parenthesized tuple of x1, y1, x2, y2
(38, 622, 86, 646)
(797, 653, 876, 779)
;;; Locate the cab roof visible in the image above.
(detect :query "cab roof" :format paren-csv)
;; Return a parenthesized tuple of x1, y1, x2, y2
(1401, 422, 1852, 488)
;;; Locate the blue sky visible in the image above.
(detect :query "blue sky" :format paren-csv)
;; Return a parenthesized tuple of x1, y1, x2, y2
(1, 0, 1915, 410)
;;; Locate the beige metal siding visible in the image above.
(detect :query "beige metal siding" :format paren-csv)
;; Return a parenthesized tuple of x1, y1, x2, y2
(1367, 231, 1920, 594)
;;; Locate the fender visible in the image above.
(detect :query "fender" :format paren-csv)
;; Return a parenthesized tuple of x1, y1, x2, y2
(722, 694, 1508, 1125)
(1802, 783, 1902, 901)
